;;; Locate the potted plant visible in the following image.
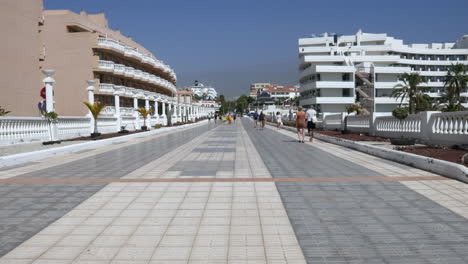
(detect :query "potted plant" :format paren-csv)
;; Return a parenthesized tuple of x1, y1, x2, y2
(42, 111, 61, 145)
(136, 107, 153, 131)
(84, 101, 105, 138)
(390, 107, 416, 145)
(118, 125, 129, 134)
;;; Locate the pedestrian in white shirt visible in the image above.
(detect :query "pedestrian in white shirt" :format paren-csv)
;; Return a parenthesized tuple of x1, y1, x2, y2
(275, 112, 282, 129)
(306, 107, 317, 142)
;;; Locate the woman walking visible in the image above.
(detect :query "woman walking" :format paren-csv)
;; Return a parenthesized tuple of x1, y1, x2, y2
(276, 111, 282, 129)
(259, 111, 266, 130)
(296, 107, 306, 143)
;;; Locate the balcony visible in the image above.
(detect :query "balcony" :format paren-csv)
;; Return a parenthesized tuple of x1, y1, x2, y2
(301, 81, 354, 91)
(98, 60, 115, 71)
(302, 97, 355, 105)
(374, 67, 410, 74)
(299, 65, 354, 79)
(99, 83, 114, 93)
(114, 64, 125, 74)
(97, 37, 177, 82)
(375, 97, 408, 104)
(374, 81, 405, 89)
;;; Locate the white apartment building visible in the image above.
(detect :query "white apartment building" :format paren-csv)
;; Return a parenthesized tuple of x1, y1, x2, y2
(189, 81, 218, 100)
(298, 30, 468, 114)
(249, 83, 298, 100)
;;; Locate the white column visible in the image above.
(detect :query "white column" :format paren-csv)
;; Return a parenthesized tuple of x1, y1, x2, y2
(154, 99, 159, 117)
(145, 97, 150, 111)
(114, 90, 121, 131)
(86, 80, 95, 104)
(86, 80, 95, 133)
(133, 93, 139, 130)
(42, 70, 56, 113)
(162, 102, 166, 116)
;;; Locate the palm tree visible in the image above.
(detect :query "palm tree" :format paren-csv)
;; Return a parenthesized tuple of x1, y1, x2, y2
(0, 105, 10, 116)
(136, 107, 153, 130)
(391, 73, 427, 114)
(444, 63, 467, 108)
(84, 101, 105, 136)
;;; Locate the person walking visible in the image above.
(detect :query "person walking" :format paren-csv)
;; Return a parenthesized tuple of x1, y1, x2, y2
(296, 107, 306, 143)
(253, 112, 259, 128)
(276, 111, 282, 129)
(306, 107, 317, 142)
(214, 113, 218, 124)
(233, 113, 237, 123)
(259, 111, 266, 130)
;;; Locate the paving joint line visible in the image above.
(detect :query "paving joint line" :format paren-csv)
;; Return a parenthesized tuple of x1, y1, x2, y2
(0, 176, 449, 184)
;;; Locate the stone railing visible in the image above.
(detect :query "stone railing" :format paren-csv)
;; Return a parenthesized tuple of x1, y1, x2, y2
(0, 104, 214, 145)
(320, 110, 468, 146)
(429, 111, 468, 146)
(346, 115, 370, 134)
(323, 113, 344, 130)
(0, 117, 50, 144)
(56, 117, 91, 139)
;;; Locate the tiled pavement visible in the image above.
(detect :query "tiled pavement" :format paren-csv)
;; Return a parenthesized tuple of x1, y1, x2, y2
(243, 119, 468, 263)
(0, 118, 467, 263)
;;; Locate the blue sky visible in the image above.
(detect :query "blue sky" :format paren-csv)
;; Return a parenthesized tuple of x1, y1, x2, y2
(45, 0, 468, 98)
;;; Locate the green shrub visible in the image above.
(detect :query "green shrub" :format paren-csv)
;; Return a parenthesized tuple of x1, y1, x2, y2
(153, 124, 162, 129)
(392, 107, 409, 120)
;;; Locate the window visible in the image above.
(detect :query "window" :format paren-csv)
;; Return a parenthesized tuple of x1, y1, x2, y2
(342, 73, 351, 81)
(317, 74, 321, 81)
(428, 55, 435, 61)
(437, 55, 445, 60)
(448, 55, 455, 61)
(94, 95, 114, 106)
(458, 55, 466, 61)
(342, 89, 350, 97)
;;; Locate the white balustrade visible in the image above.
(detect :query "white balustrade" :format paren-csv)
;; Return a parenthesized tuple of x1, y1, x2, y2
(429, 111, 468, 145)
(99, 83, 114, 93)
(98, 60, 114, 71)
(317, 110, 468, 146)
(97, 117, 118, 134)
(114, 64, 126, 74)
(121, 116, 136, 131)
(56, 117, 91, 139)
(323, 114, 344, 130)
(346, 115, 370, 133)
(0, 117, 50, 144)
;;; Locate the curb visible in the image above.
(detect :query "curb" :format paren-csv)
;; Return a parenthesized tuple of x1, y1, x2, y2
(0, 121, 208, 169)
(270, 122, 468, 184)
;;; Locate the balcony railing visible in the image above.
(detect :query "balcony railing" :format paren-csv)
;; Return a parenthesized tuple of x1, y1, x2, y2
(97, 37, 177, 81)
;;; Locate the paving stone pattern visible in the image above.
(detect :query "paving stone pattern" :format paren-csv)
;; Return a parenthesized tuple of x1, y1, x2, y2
(242, 120, 468, 263)
(242, 119, 383, 178)
(0, 123, 214, 258)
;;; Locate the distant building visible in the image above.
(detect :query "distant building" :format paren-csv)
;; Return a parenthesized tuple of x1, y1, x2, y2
(298, 30, 468, 114)
(249, 83, 298, 100)
(189, 81, 218, 100)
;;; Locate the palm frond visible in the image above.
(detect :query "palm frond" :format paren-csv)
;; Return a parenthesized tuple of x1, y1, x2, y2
(84, 101, 105, 119)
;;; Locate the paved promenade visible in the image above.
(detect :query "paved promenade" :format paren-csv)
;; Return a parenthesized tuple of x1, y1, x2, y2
(0, 119, 467, 264)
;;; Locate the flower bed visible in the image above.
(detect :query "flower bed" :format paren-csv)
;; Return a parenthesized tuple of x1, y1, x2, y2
(396, 146, 468, 167)
(316, 130, 390, 142)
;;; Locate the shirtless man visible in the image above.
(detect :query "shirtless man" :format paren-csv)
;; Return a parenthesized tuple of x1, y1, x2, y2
(296, 107, 306, 143)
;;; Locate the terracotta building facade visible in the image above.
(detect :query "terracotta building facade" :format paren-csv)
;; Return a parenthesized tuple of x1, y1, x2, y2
(1, 1, 177, 117)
